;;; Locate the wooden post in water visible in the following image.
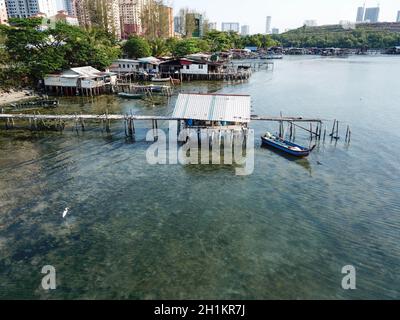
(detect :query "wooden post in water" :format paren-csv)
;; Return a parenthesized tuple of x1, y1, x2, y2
(310, 123, 313, 140)
(335, 120, 339, 140)
(331, 119, 336, 137)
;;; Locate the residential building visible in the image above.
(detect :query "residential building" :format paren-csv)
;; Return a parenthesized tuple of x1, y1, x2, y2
(108, 0, 121, 39)
(74, 0, 121, 39)
(63, 0, 77, 17)
(189, 13, 204, 37)
(75, 0, 91, 28)
(163, 5, 174, 38)
(356, 6, 365, 22)
(397, 10, 400, 22)
(44, 66, 117, 96)
(222, 22, 240, 33)
(174, 16, 184, 34)
(6, 0, 58, 18)
(54, 9, 79, 25)
(0, 0, 7, 24)
(109, 59, 140, 74)
(271, 28, 279, 34)
(266, 16, 271, 34)
(119, 0, 145, 38)
(241, 25, 250, 36)
(364, 7, 380, 23)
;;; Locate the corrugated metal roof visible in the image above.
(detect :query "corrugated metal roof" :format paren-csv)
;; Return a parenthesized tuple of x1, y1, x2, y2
(69, 66, 101, 77)
(173, 94, 251, 123)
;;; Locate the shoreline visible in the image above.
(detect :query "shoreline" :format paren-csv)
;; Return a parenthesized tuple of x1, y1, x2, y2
(0, 90, 38, 107)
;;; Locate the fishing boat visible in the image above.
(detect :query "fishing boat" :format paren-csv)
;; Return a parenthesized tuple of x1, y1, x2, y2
(118, 92, 145, 99)
(151, 77, 172, 83)
(261, 132, 315, 157)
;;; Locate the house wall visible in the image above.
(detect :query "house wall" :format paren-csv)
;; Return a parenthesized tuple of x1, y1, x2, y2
(111, 60, 140, 73)
(180, 64, 208, 75)
(44, 76, 79, 87)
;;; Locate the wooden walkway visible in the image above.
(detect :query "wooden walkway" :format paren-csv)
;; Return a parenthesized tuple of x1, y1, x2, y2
(0, 113, 325, 123)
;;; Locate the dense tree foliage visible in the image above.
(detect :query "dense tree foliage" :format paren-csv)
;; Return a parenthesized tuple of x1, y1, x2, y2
(274, 24, 400, 49)
(123, 35, 152, 58)
(0, 18, 120, 88)
(2, 16, 399, 89)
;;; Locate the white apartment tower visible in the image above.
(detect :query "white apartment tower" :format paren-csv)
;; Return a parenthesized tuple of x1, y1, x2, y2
(266, 16, 272, 34)
(221, 22, 240, 33)
(119, 0, 146, 38)
(241, 25, 250, 36)
(6, 0, 58, 18)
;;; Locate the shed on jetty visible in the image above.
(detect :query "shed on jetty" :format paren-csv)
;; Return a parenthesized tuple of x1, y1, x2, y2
(173, 93, 251, 131)
(43, 66, 117, 96)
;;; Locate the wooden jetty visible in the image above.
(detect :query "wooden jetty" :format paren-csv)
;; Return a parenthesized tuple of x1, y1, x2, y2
(0, 110, 350, 143)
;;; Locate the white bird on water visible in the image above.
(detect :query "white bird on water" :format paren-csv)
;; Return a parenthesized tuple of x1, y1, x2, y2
(62, 207, 70, 218)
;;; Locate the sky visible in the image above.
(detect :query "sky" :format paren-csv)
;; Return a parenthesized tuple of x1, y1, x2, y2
(171, 0, 400, 33)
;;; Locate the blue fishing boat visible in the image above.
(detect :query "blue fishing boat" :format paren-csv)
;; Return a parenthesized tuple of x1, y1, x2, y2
(261, 132, 315, 157)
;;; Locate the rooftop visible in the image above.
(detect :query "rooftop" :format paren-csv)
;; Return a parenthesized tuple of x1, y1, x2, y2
(173, 93, 251, 123)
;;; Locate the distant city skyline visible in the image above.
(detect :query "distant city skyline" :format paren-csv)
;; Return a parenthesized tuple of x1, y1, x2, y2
(172, 0, 400, 34)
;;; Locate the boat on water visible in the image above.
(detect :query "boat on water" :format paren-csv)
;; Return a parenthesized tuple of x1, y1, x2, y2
(261, 132, 315, 157)
(151, 77, 172, 83)
(118, 92, 145, 99)
(151, 77, 181, 85)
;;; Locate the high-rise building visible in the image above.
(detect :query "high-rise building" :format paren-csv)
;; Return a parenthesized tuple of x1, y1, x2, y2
(0, 0, 7, 24)
(6, 0, 58, 18)
(364, 7, 380, 23)
(75, 0, 90, 27)
(74, 0, 121, 39)
(119, 0, 145, 38)
(63, 0, 77, 17)
(397, 10, 400, 22)
(241, 25, 250, 36)
(222, 22, 240, 33)
(174, 15, 184, 34)
(271, 28, 279, 34)
(163, 5, 174, 38)
(356, 6, 365, 22)
(266, 16, 271, 34)
(190, 13, 203, 37)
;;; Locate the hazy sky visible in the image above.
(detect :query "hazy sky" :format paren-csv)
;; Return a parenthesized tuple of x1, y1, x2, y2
(171, 0, 400, 33)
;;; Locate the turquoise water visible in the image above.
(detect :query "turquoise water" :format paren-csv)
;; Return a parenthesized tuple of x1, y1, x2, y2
(0, 56, 399, 299)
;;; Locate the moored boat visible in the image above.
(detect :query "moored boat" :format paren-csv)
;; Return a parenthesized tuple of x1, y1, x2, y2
(151, 77, 172, 83)
(261, 132, 315, 157)
(118, 92, 145, 99)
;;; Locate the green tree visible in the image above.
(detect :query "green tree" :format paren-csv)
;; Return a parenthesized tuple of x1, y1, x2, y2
(172, 38, 210, 57)
(123, 36, 152, 58)
(0, 18, 121, 88)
